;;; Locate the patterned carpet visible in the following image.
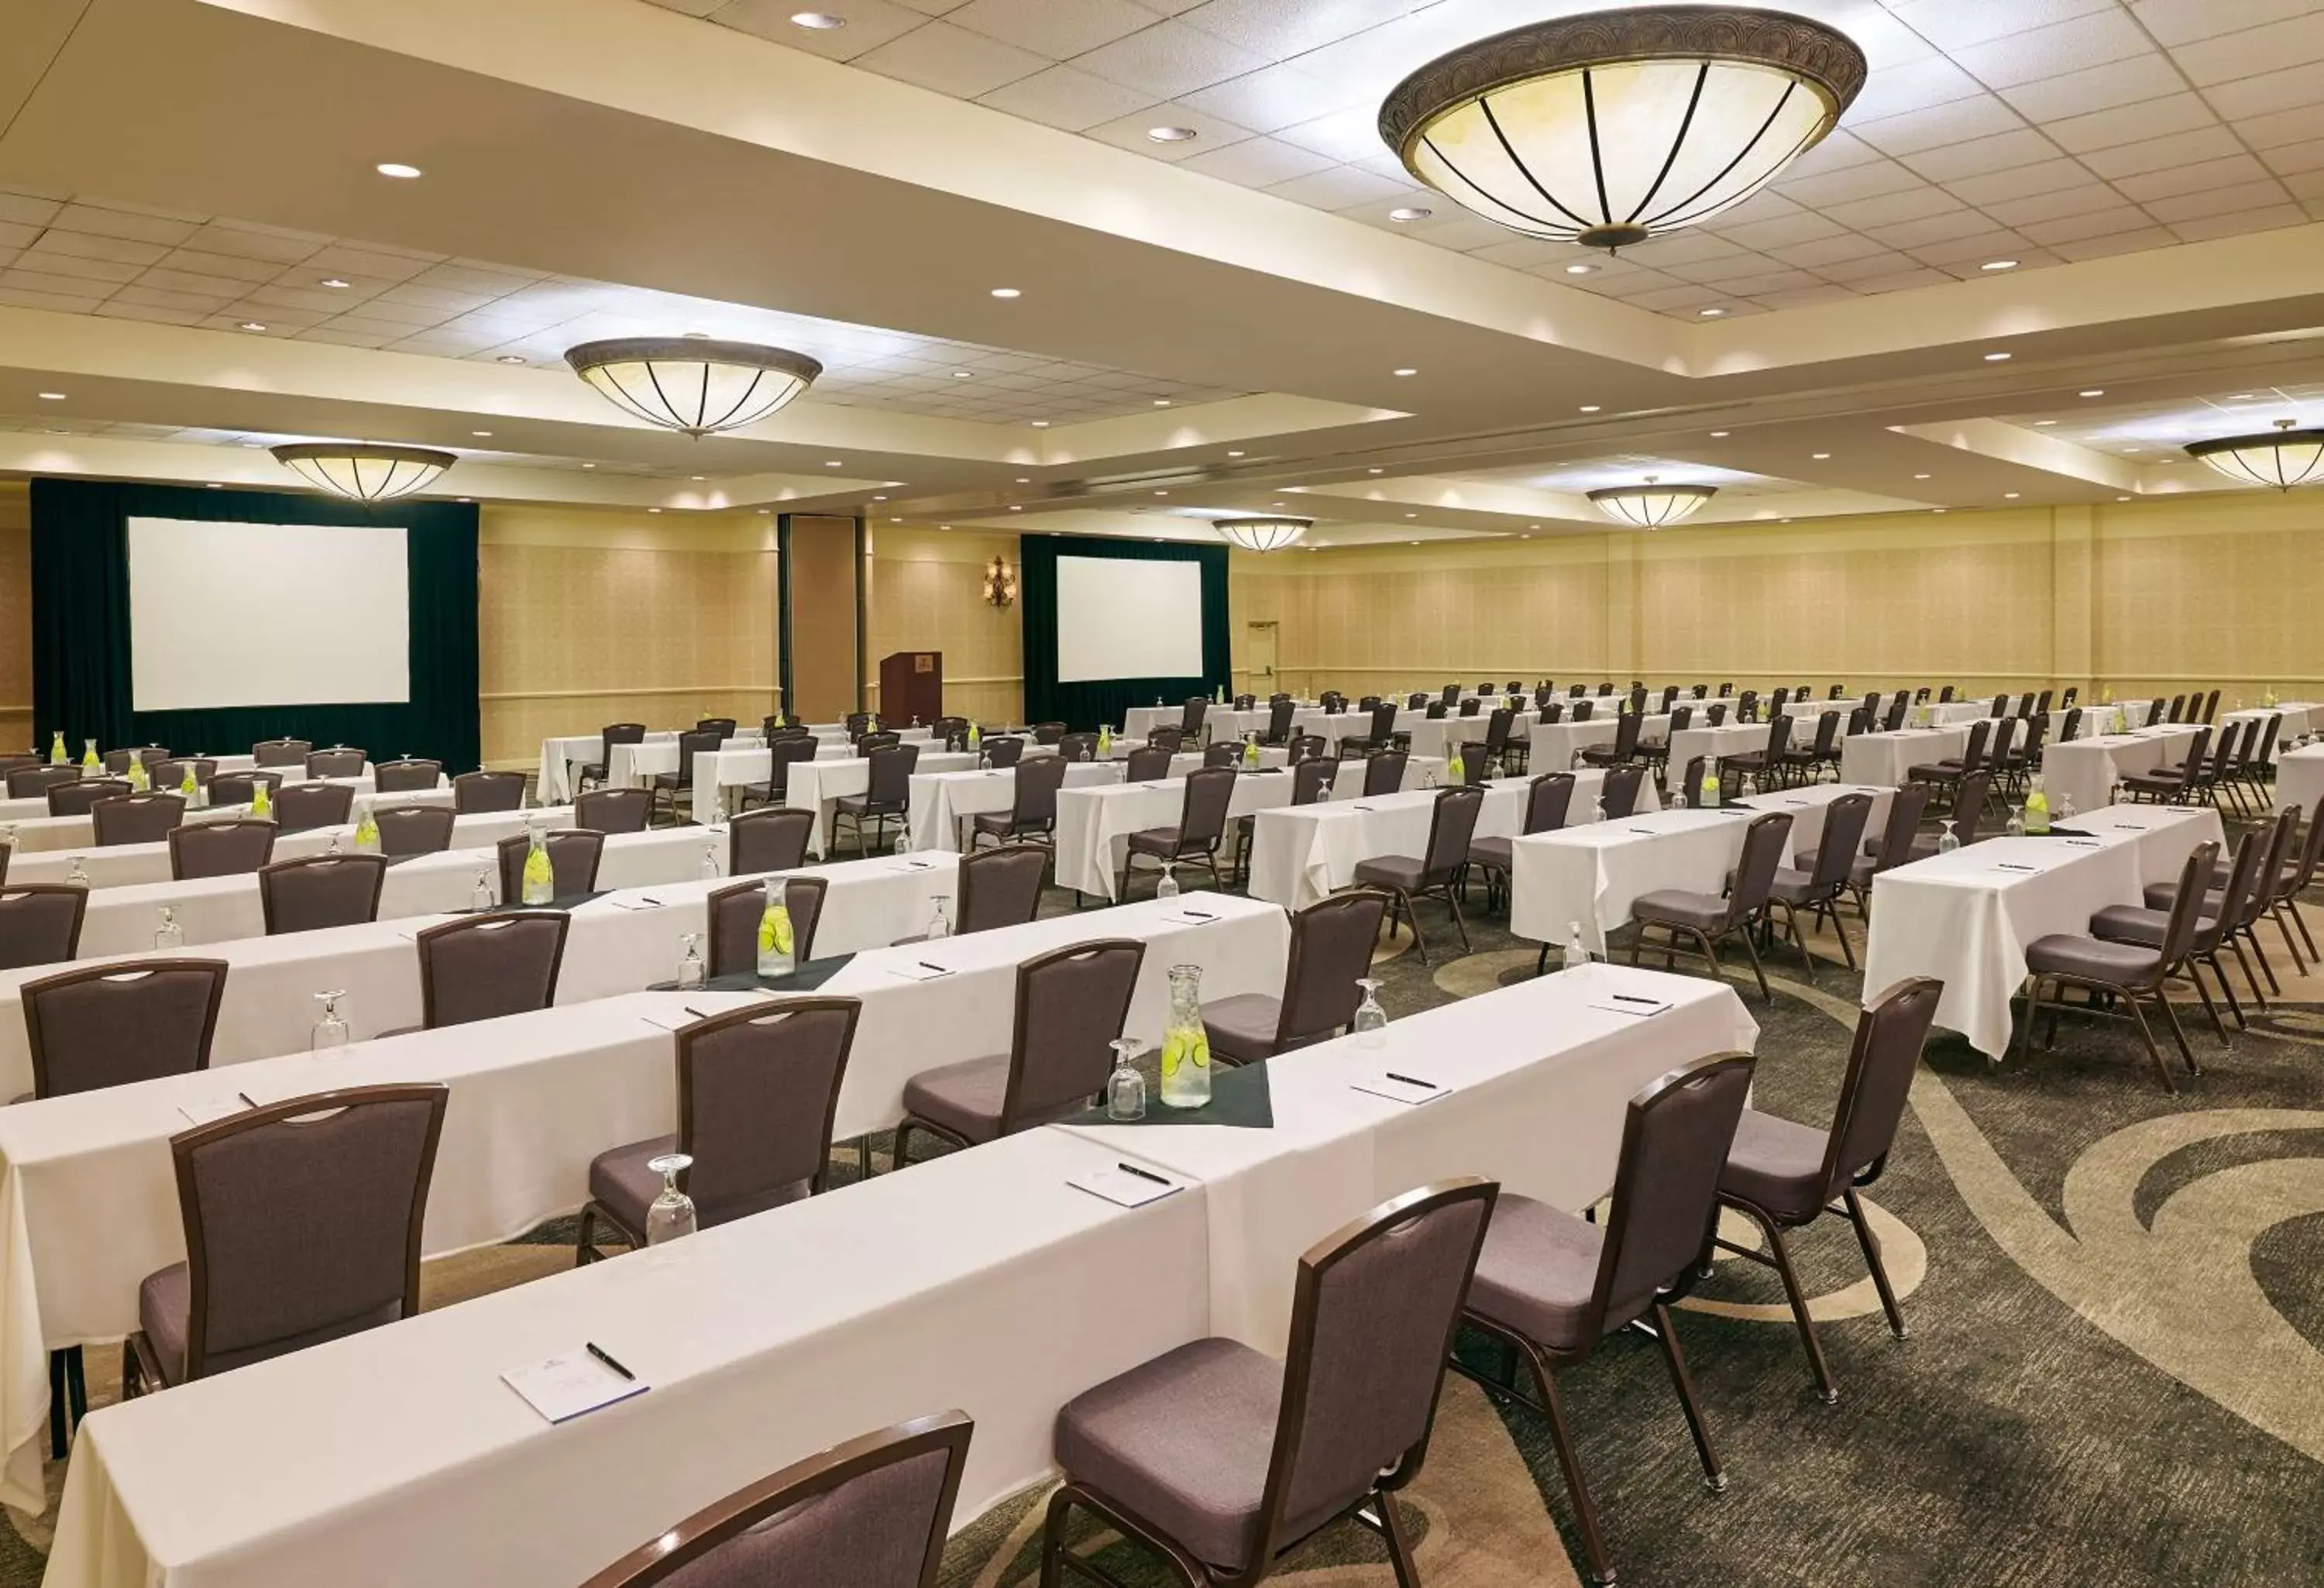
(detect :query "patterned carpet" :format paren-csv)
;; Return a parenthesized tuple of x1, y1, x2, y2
(9, 811, 2324, 1586)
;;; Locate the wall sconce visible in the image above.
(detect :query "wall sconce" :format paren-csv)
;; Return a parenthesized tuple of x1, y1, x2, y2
(983, 555, 1017, 607)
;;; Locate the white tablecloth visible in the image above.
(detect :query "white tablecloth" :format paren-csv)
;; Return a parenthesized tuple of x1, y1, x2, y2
(0, 775, 439, 849)
(1840, 727, 1971, 788)
(686, 740, 922, 826)
(2040, 726, 2203, 814)
(786, 752, 982, 856)
(905, 762, 1121, 852)
(1244, 768, 1659, 909)
(2220, 703, 2319, 763)
(1861, 803, 2224, 1057)
(4, 807, 549, 890)
(1664, 721, 1783, 788)
(2277, 744, 2324, 816)
(1509, 786, 1891, 953)
(0, 852, 962, 1096)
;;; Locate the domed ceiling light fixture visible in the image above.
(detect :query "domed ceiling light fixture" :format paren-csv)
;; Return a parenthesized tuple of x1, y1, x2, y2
(270, 442, 457, 501)
(1212, 515, 1312, 552)
(1379, 5, 1867, 250)
(2185, 418, 2324, 490)
(1587, 475, 1717, 527)
(564, 337, 823, 437)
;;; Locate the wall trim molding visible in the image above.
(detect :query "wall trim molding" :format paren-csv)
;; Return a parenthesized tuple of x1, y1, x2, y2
(865, 674, 1024, 690)
(481, 685, 781, 703)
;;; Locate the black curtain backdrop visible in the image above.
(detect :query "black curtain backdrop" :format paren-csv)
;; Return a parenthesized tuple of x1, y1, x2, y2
(1019, 534, 1229, 730)
(29, 479, 480, 769)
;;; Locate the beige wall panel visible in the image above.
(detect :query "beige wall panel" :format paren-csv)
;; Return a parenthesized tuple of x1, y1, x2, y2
(0, 483, 27, 753)
(863, 525, 1026, 726)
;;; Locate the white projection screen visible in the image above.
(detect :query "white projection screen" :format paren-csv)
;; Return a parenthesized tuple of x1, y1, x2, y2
(1054, 556, 1205, 682)
(127, 517, 411, 712)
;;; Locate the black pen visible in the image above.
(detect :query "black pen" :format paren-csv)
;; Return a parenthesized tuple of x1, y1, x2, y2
(1116, 1161, 1172, 1187)
(1384, 1071, 1439, 1090)
(1610, 993, 1661, 1006)
(1177, 909, 1216, 920)
(682, 1007, 712, 1020)
(237, 1091, 258, 1109)
(585, 1341, 635, 1381)
(919, 961, 951, 975)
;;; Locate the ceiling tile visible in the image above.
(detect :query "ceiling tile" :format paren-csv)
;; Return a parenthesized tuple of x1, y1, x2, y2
(710, 0, 929, 57)
(2110, 153, 2272, 202)
(1468, 236, 1577, 270)
(1618, 230, 1755, 266)
(1389, 213, 1513, 250)
(2238, 101, 2324, 150)
(1819, 187, 1968, 229)
(1979, 182, 2129, 226)
(49, 203, 198, 246)
(1177, 59, 1355, 132)
(1850, 94, 2027, 156)
(2080, 124, 2251, 178)
(1807, 250, 1925, 284)
(1851, 56, 1988, 120)
(1862, 209, 1997, 248)
(2040, 91, 2220, 153)
(1769, 233, 1895, 268)
(157, 247, 283, 283)
(1886, 0, 2116, 53)
(1821, 265, 1956, 293)
(1261, 165, 1405, 210)
(1907, 229, 2037, 266)
(945, 0, 1158, 55)
(0, 192, 63, 229)
(2130, 0, 2315, 46)
(1713, 211, 1849, 250)
(1943, 156, 2098, 206)
(1753, 283, 1865, 308)
(139, 266, 266, 297)
(1176, 133, 1335, 186)
(2140, 177, 2298, 222)
(1073, 19, 1270, 98)
(2167, 202, 2312, 242)
(1996, 50, 2187, 122)
(1621, 283, 1731, 312)
(1273, 104, 1387, 161)
(24, 229, 169, 266)
(1174, 0, 1411, 58)
(1776, 157, 1924, 208)
(110, 284, 234, 313)
(1898, 127, 2062, 183)
(0, 285, 108, 313)
(975, 64, 1157, 129)
(852, 19, 1048, 96)
(2049, 225, 2182, 261)
(2014, 203, 2161, 243)
(90, 302, 207, 327)
(1081, 102, 1251, 160)
(2170, 12, 2324, 84)
(2261, 138, 2324, 176)
(1948, 9, 2156, 90)
(2202, 62, 2316, 120)
(0, 222, 40, 251)
(12, 254, 139, 286)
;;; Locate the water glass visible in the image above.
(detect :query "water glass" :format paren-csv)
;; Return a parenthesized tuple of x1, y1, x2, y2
(311, 989, 350, 1053)
(925, 893, 952, 940)
(153, 906, 184, 952)
(1105, 1038, 1147, 1121)
(472, 867, 495, 912)
(1352, 978, 1388, 1048)
(645, 1154, 698, 1246)
(676, 932, 705, 991)
(1156, 861, 1180, 900)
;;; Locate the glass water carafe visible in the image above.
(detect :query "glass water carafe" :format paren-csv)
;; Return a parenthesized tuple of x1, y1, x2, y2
(521, 825, 555, 905)
(1159, 964, 1212, 1109)
(756, 882, 795, 977)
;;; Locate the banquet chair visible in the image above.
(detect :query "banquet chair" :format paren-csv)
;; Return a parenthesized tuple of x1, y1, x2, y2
(706, 876, 827, 978)
(1057, 732, 1098, 762)
(984, 735, 1026, 769)
(0, 838, 8, 886)
(1994, 711, 2046, 799)
(845, 713, 873, 738)
(1353, 784, 1483, 964)
(1204, 742, 1242, 769)
(1702, 702, 1725, 727)
(1452, 1054, 1755, 1586)
(2165, 693, 2186, 723)
(2016, 692, 2037, 719)
(2142, 807, 2302, 1004)
(1714, 981, 1939, 1402)
(576, 997, 861, 1263)
(2061, 687, 2078, 706)
(1762, 792, 1873, 982)
(102, 746, 170, 777)
(948, 843, 1048, 933)
(1721, 715, 1791, 793)
(648, 729, 724, 826)
(2013, 840, 2216, 1092)
(1661, 686, 1682, 713)
(1125, 745, 1174, 782)
(304, 748, 367, 779)
(1361, 702, 1400, 754)
(1180, 698, 1209, 741)
(1200, 891, 1388, 1067)
(1936, 686, 1954, 703)
(933, 716, 971, 751)
(1145, 727, 1184, 754)
(1457, 741, 1490, 784)
(251, 738, 311, 768)
(1483, 706, 1525, 774)
(1442, 684, 1463, 706)
(1045, 1179, 1496, 1588)
(1991, 693, 2010, 719)
(167, 819, 277, 880)
(414, 911, 569, 1028)
(1573, 684, 1591, 698)
(91, 792, 186, 845)
(575, 786, 651, 834)
(2237, 717, 2281, 814)
(2036, 689, 2054, 716)
(729, 806, 814, 875)
(577, 724, 645, 794)
(2270, 812, 2324, 963)
(582, 1412, 971, 1588)
(1289, 756, 1339, 806)
(1909, 772, 1991, 858)
(259, 855, 386, 934)
(148, 759, 218, 794)
(270, 781, 353, 834)
(1628, 810, 1793, 1003)
(1770, 686, 1792, 717)
(2202, 688, 2221, 723)
(972, 754, 1069, 850)
(1413, 692, 1434, 710)
(1643, 705, 1689, 774)
(1908, 720, 1989, 805)
(1736, 689, 1760, 724)
(1781, 709, 1842, 785)
(47, 779, 132, 817)
(1286, 734, 1328, 765)
(1424, 699, 1449, 720)
(23, 959, 229, 1098)
(1882, 693, 1910, 731)
(832, 743, 920, 857)
(376, 804, 456, 856)
(1571, 699, 1595, 724)
(1578, 709, 1643, 770)
(1033, 722, 1067, 745)
(1599, 682, 1617, 696)
(0, 885, 86, 971)
(1458, 696, 1483, 717)
(1680, 755, 1710, 808)
(207, 772, 281, 808)
(2093, 821, 2271, 1045)
(373, 759, 442, 795)
(494, 829, 605, 902)
(1850, 782, 1930, 919)
(1538, 701, 1565, 726)
(694, 717, 737, 741)
(2057, 706, 2082, 744)
(1361, 750, 1408, 797)
(2146, 699, 2167, 727)
(1260, 698, 1298, 746)
(1600, 765, 1646, 818)
(2123, 726, 2211, 805)
(1847, 708, 1872, 737)
(1121, 768, 1236, 898)
(452, 770, 526, 813)
(736, 734, 820, 813)
(893, 938, 1145, 1164)
(7, 765, 78, 799)
(123, 1083, 448, 1395)
(1467, 772, 1573, 913)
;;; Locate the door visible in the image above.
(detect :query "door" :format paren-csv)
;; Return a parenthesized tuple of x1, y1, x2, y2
(1245, 621, 1278, 691)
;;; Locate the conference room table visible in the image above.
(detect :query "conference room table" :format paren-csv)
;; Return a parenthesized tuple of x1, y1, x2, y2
(2219, 702, 2320, 762)
(1055, 758, 1442, 900)
(1663, 720, 1781, 786)
(2276, 744, 2324, 816)
(1839, 725, 1971, 788)
(2040, 724, 2205, 815)
(536, 728, 938, 803)
(1508, 785, 1892, 955)
(0, 781, 456, 854)
(1244, 767, 1659, 910)
(64, 825, 721, 961)
(0, 889, 1288, 1517)
(40, 958, 1750, 1588)
(1862, 803, 2224, 1058)
(1308, 708, 1542, 766)
(0, 851, 961, 1098)
(700, 741, 1034, 829)
(4, 806, 547, 889)
(0, 768, 418, 834)
(785, 751, 985, 855)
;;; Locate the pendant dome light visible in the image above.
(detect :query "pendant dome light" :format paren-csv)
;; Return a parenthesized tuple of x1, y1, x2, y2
(2185, 418, 2324, 490)
(564, 337, 823, 437)
(270, 442, 456, 501)
(1212, 515, 1312, 552)
(1588, 476, 1717, 527)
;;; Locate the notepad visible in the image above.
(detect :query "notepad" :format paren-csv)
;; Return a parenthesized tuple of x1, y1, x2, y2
(607, 896, 665, 912)
(176, 1095, 249, 1126)
(1067, 1165, 1183, 1208)
(888, 859, 937, 872)
(1588, 992, 1672, 1017)
(1349, 1073, 1446, 1105)
(887, 961, 953, 982)
(502, 1349, 648, 1425)
(1167, 909, 1219, 923)
(1992, 861, 2042, 873)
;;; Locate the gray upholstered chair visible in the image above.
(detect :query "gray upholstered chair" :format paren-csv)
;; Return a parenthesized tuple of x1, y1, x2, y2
(1123, 745, 1173, 782)
(1351, 785, 1484, 964)
(1204, 741, 1243, 770)
(894, 939, 1144, 1164)
(271, 781, 354, 834)
(207, 772, 282, 809)
(707, 876, 827, 979)
(1628, 810, 1794, 1002)
(103, 746, 170, 777)
(1849, 782, 1930, 919)
(0, 885, 88, 971)
(575, 786, 651, 834)
(696, 717, 738, 741)
(1714, 981, 1939, 1402)
(1466, 772, 1572, 913)
(954, 843, 1047, 933)
(167, 819, 278, 880)
(251, 738, 311, 768)
(124, 1083, 448, 1393)
(1289, 757, 1339, 806)
(1201, 890, 1387, 1065)
(7, 765, 79, 799)
(1455, 1052, 1755, 1585)
(1762, 791, 1874, 981)
(414, 911, 569, 1028)
(576, 724, 645, 795)
(373, 759, 442, 794)
(1122, 768, 1236, 899)
(494, 829, 606, 902)
(577, 996, 861, 1262)
(984, 735, 1026, 769)
(260, 854, 387, 934)
(2091, 824, 2267, 1049)
(1599, 765, 1646, 818)
(149, 758, 218, 792)
(1057, 732, 1098, 762)
(23, 958, 231, 1098)
(832, 743, 920, 856)
(2139, 806, 2300, 1008)
(1907, 770, 1992, 858)
(0, 837, 8, 887)
(1360, 750, 1408, 797)
(1032, 722, 1067, 745)
(730, 806, 815, 875)
(583, 1411, 973, 1588)
(304, 748, 367, 779)
(48, 779, 132, 818)
(91, 792, 186, 845)
(649, 729, 725, 825)
(376, 804, 456, 856)
(1044, 1179, 1497, 1588)
(452, 770, 526, 813)
(971, 755, 1068, 849)
(736, 734, 819, 813)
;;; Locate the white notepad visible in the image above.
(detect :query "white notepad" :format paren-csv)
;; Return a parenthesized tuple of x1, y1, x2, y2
(889, 859, 938, 873)
(607, 895, 665, 912)
(502, 1349, 648, 1425)
(1068, 1164, 1182, 1208)
(887, 961, 953, 982)
(1349, 1072, 1446, 1105)
(1588, 993, 1672, 1018)
(176, 1095, 249, 1127)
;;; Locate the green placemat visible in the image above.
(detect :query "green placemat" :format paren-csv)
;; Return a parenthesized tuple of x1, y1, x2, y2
(1070, 1057, 1274, 1129)
(646, 954, 858, 995)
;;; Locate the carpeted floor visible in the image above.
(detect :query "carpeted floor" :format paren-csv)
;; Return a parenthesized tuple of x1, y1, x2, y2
(9, 804, 2324, 1586)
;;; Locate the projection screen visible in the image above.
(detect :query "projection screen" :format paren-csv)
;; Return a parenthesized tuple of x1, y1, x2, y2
(1053, 555, 1205, 682)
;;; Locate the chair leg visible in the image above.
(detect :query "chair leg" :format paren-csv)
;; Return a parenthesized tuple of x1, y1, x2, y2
(2271, 904, 2309, 972)
(1827, 898, 1859, 970)
(2185, 961, 2232, 1047)
(48, 1352, 66, 1459)
(2226, 937, 2268, 1010)
(2121, 992, 2179, 1095)
(2153, 985, 2201, 1078)
(1377, 1489, 1424, 1588)
(1444, 882, 1471, 953)
(2207, 950, 2250, 1029)
(1394, 887, 1429, 964)
(1731, 919, 1773, 1004)
(1841, 1186, 1908, 1340)
(2243, 926, 2283, 997)
(2288, 897, 2317, 961)
(1734, 1200, 1839, 1404)
(1648, 1301, 1727, 1493)
(2009, 975, 2045, 1068)
(1525, 1350, 1616, 1585)
(574, 1205, 600, 1267)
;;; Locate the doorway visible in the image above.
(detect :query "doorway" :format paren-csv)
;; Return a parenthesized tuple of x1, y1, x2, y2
(1244, 621, 1278, 692)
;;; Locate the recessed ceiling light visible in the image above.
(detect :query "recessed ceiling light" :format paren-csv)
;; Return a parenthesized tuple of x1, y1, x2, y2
(1914, 473, 1931, 479)
(1811, 452, 1831, 459)
(1698, 306, 1728, 317)
(495, 354, 526, 364)
(36, 392, 63, 400)
(1272, 500, 1287, 507)
(2116, 495, 2131, 502)
(648, 507, 662, 514)
(1030, 420, 1050, 428)
(1984, 351, 2012, 362)
(1147, 125, 1198, 143)
(205, 482, 222, 490)
(689, 475, 705, 482)
(1579, 404, 1602, 413)
(1981, 260, 2018, 272)
(2080, 389, 2104, 397)
(1393, 367, 1418, 377)
(988, 287, 1020, 298)
(580, 462, 596, 469)
(375, 163, 421, 179)
(824, 459, 842, 467)
(1154, 490, 1168, 497)
(1933, 507, 1947, 514)
(1153, 399, 1171, 407)
(1408, 539, 1420, 545)
(1227, 450, 1245, 458)
(471, 430, 493, 438)
(1710, 430, 1729, 438)
(1388, 206, 1432, 222)
(239, 321, 267, 332)
(872, 494, 887, 501)
(1404, 512, 1417, 519)
(319, 278, 350, 289)
(1563, 263, 1597, 275)
(951, 370, 973, 379)
(790, 11, 844, 28)
(2004, 491, 2020, 499)
(1008, 505, 1022, 512)
(2035, 419, 2058, 426)
(1368, 467, 1384, 474)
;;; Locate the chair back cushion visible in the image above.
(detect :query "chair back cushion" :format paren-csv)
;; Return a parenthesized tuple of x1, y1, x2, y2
(1279, 892, 1387, 1046)
(957, 844, 1047, 933)
(170, 820, 278, 880)
(679, 999, 861, 1220)
(1123, 747, 1172, 782)
(91, 793, 186, 845)
(1002, 940, 1144, 1129)
(1809, 793, 1874, 891)
(1010, 754, 1069, 822)
(496, 830, 607, 901)
(1361, 752, 1406, 797)
(374, 760, 442, 794)
(731, 808, 814, 875)
(576, 787, 652, 834)
(272, 782, 355, 834)
(1291, 758, 1338, 806)
(26, 959, 229, 1096)
(304, 749, 367, 779)
(0, 885, 85, 970)
(453, 771, 527, 813)
(1422, 786, 1485, 878)
(1592, 1053, 1755, 1332)
(418, 913, 569, 1026)
(1177, 768, 1237, 845)
(50, 779, 132, 818)
(1727, 812, 1795, 917)
(1523, 773, 1574, 834)
(260, 855, 387, 933)
(377, 805, 456, 856)
(1819, 978, 1941, 1194)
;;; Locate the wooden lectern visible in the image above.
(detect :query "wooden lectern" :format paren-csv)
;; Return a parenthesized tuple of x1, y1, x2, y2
(878, 651, 944, 726)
